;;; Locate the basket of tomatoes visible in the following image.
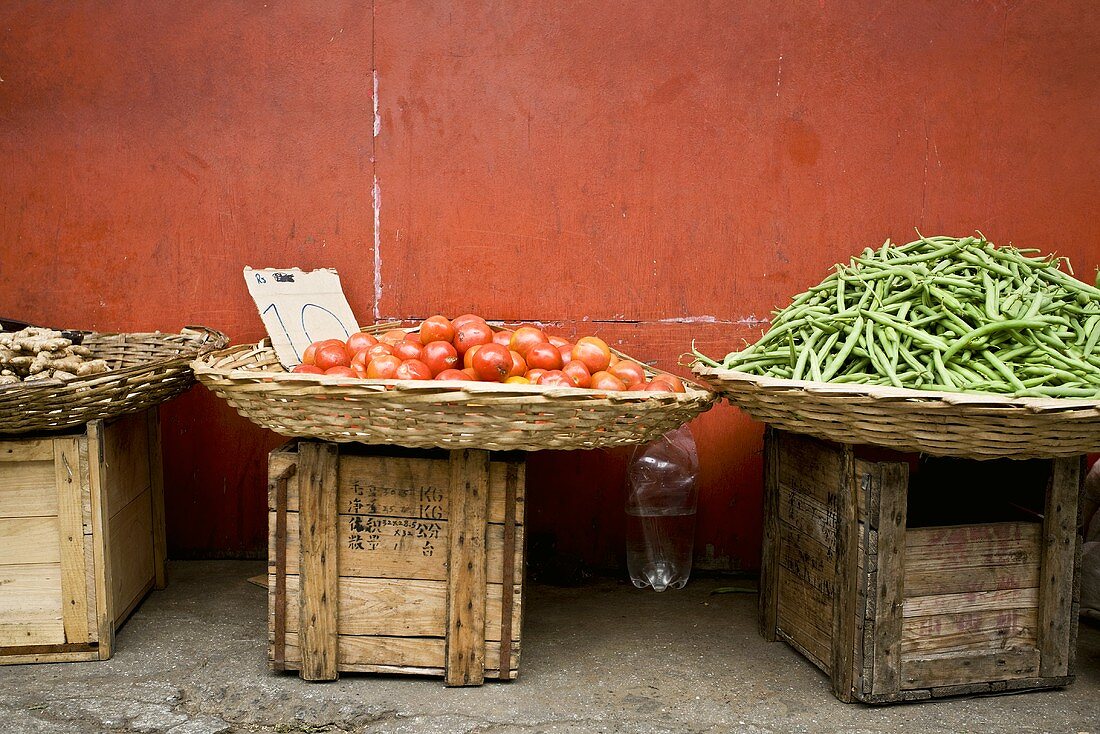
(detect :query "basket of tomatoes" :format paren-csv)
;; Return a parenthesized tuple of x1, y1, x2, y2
(191, 314, 714, 450)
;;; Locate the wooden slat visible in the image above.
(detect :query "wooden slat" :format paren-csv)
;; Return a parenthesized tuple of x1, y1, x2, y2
(904, 587, 1039, 618)
(54, 438, 90, 644)
(854, 458, 878, 520)
(1038, 456, 1081, 677)
(0, 564, 64, 647)
(445, 449, 490, 687)
(297, 441, 340, 681)
(497, 461, 518, 680)
(905, 562, 1040, 598)
(272, 512, 524, 583)
(278, 576, 522, 640)
(82, 534, 97, 642)
(0, 517, 60, 565)
(87, 421, 114, 659)
(0, 649, 101, 665)
(776, 431, 843, 507)
(102, 411, 152, 519)
(759, 427, 780, 641)
(281, 632, 518, 673)
(902, 607, 1038, 656)
(901, 649, 1041, 689)
(776, 623, 828, 673)
(871, 461, 908, 698)
(904, 525, 1041, 573)
(831, 444, 857, 701)
(0, 440, 55, 463)
(270, 450, 524, 525)
(108, 489, 155, 627)
(778, 482, 836, 549)
(0, 461, 58, 517)
(777, 521, 834, 597)
(146, 409, 167, 589)
(270, 460, 294, 673)
(776, 565, 831, 636)
(906, 521, 1041, 547)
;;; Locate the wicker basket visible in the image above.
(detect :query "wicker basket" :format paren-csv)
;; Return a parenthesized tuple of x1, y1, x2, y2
(193, 336, 714, 451)
(0, 326, 228, 435)
(692, 364, 1100, 460)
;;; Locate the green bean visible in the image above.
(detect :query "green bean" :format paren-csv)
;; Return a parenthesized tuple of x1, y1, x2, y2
(941, 318, 1058, 362)
(696, 234, 1100, 398)
(861, 310, 950, 351)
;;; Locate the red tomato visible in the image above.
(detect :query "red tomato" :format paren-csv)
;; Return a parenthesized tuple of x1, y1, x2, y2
(350, 349, 371, 371)
(645, 380, 675, 393)
(314, 343, 351, 371)
(590, 371, 626, 391)
(525, 368, 547, 384)
(609, 360, 646, 388)
(292, 364, 324, 374)
(472, 343, 512, 381)
(651, 375, 686, 393)
(509, 326, 548, 357)
(525, 342, 563, 371)
(364, 342, 394, 362)
(303, 339, 343, 365)
(324, 366, 358, 378)
(419, 315, 455, 345)
(393, 339, 424, 361)
(451, 313, 487, 329)
(558, 344, 573, 364)
(454, 321, 494, 356)
(461, 367, 479, 380)
(537, 370, 574, 387)
(395, 359, 432, 380)
(380, 328, 410, 345)
(561, 360, 592, 388)
(571, 336, 611, 373)
(608, 353, 621, 368)
(435, 368, 473, 381)
(548, 335, 571, 348)
(626, 380, 649, 391)
(366, 355, 401, 379)
(463, 344, 484, 369)
(506, 350, 527, 379)
(492, 329, 514, 347)
(345, 332, 378, 357)
(420, 341, 459, 376)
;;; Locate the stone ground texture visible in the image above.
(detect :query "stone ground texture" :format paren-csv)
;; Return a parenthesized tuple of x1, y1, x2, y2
(0, 561, 1096, 733)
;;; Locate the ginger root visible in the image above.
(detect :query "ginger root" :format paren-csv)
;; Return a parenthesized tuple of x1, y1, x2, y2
(0, 327, 110, 385)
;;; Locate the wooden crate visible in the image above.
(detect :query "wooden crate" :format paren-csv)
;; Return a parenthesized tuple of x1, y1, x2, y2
(0, 409, 167, 664)
(268, 441, 525, 685)
(760, 428, 1083, 704)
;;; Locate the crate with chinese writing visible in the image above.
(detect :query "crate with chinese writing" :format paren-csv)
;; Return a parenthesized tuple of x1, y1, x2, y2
(759, 428, 1083, 704)
(267, 440, 524, 685)
(0, 409, 166, 665)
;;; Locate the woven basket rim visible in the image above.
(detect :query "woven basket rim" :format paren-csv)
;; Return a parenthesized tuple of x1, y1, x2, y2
(692, 363, 1100, 414)
(195, 341, 713, 404)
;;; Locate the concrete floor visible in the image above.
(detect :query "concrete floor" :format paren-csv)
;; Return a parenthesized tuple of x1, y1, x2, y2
(0, 561, 1096, 734)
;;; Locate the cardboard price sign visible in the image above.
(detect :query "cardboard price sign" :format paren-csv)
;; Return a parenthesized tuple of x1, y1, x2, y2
(244, 267, 360, 367)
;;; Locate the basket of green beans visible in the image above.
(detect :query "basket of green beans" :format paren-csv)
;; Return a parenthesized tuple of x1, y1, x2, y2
(691, 234, 1100, 459)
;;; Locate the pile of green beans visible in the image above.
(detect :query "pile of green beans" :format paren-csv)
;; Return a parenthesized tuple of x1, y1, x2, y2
(694, 234, 1100, 398)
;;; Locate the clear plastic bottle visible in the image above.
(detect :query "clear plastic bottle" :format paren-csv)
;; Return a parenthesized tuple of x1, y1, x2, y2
(625, 425, 700, 591)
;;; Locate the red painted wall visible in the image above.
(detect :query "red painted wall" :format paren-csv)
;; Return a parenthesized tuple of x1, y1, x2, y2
(2, 2, 1098, 568)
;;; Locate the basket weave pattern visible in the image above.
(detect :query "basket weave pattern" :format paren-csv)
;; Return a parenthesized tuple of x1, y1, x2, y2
(194, 342, 714, 450)
(693, 365, 1100, 459)
(0, 327, 228, 435)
